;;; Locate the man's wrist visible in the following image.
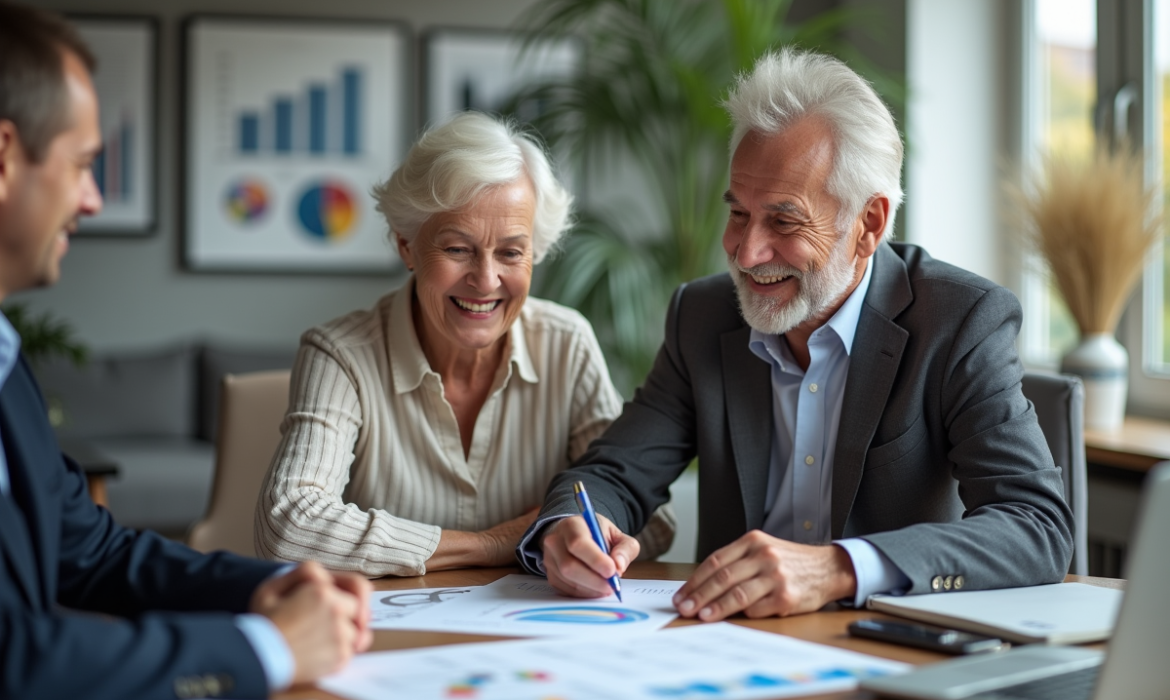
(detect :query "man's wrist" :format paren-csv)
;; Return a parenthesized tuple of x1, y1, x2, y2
(515, 514, 572, 575)
(235, 613, 295, 691)
(828, 544, 859, 602)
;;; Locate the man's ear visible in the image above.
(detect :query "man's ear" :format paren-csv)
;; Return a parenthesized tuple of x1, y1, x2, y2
(854, 195, 890, 259)
(0, 120, 24, 203)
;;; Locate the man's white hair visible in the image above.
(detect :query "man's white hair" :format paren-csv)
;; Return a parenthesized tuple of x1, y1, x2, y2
(373, 111, 573, 263)
(725, 47, 904, 236)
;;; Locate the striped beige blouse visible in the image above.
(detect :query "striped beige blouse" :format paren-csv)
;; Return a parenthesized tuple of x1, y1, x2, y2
(255, 278, 674, 576)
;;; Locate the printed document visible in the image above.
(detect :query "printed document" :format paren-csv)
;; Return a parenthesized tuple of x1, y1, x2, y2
(321, 622, 910, 700)
(390, 573, 684, 637)
(369, 586, 477, 629)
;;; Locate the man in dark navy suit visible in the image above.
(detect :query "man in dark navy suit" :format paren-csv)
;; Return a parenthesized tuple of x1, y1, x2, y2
(0, 3, 373, 697)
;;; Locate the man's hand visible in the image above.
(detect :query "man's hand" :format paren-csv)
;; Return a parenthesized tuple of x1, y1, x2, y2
(540, 514, 639, 598)
(672, 531, 857, 621)
(250, 562, 373, 684)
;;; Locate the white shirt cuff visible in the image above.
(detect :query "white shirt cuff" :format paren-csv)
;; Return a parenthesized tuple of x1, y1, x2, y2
(834, 537, 911, 607)
(234, 613, 295, 691)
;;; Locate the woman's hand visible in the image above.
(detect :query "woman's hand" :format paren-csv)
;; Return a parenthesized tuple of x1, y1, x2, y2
(426, 508, 540, 570)
(478, 507, 541, 566)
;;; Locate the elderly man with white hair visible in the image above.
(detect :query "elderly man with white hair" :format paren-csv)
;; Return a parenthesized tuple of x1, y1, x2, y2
(521, 47, 1073, 619)
(256, 111, 673, 577)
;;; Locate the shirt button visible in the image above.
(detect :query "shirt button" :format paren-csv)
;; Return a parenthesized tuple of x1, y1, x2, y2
(944, 576, 954, 591)
(803, 520, 813, 531)
(954, 575, 965, 590)
(931, 575, 943, 592)
(805, 455, 815, 465)
(809, 383, 818, 393)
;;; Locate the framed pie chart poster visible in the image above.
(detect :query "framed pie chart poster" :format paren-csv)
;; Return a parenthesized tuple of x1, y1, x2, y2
(183, 16, 408, 272)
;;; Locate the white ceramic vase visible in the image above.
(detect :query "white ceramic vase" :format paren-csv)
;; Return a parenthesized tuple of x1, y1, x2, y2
(1060, 332, 1128, 431)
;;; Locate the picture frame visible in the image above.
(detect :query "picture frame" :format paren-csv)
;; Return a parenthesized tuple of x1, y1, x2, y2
(423, 27, 582, 127)
(182, 15, 410, 273)
(71, 15, 158, 236)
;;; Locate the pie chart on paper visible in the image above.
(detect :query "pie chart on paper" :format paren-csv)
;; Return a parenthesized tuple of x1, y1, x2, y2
(296, 179, 357, 243)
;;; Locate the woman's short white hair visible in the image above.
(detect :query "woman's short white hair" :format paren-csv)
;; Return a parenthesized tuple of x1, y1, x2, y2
(373, 111, 573, 263)
(725, 47, 904, 236)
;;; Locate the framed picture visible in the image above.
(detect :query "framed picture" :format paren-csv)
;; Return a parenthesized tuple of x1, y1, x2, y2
(72, 16, 157, 236)
(423, 28, 582, 126)
(183, 16, 410, 273)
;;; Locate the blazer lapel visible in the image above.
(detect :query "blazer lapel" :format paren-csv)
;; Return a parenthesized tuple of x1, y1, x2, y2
(832, 246, 912, 538)
(721, 325, 772, 531)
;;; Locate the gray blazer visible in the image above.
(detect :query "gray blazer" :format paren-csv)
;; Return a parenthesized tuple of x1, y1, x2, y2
(532, 243, 1073, 594)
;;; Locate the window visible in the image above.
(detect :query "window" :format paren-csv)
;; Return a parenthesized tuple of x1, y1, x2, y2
(1022, 0, 1096, 366)
(1148, 0, 1169, 373)
(1023, 0, 1170, 413)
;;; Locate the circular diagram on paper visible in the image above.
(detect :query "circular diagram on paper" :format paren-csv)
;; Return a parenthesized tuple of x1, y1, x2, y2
(504, 606, 650, 624)
(223, 178, 269, 225)
(296, 179, 357, 243)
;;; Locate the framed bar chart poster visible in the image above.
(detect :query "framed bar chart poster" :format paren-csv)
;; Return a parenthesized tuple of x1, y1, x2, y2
(183, 16, 408, 272)
(424, 28, 582, 125)
(72, 16, 157, 236)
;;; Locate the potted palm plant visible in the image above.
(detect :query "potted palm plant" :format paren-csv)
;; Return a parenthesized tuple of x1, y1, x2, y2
(509, 0, 904, 392)
(2, 303, 87, 369)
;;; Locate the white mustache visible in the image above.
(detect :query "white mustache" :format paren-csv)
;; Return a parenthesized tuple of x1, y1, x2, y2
(732, 262, 804, 280)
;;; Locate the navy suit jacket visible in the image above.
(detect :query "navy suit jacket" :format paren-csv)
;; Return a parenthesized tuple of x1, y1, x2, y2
(0, 356, 283, 699)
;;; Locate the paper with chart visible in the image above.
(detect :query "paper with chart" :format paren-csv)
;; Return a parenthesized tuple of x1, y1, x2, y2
(369, 586, 478, 629)
(392, 574, 685, 637)
(320, 621, 911, 700)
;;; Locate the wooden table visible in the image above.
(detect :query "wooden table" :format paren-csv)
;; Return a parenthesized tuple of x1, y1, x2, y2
(1085, 415, 1170, 472)
(276, 563, 1120, 700)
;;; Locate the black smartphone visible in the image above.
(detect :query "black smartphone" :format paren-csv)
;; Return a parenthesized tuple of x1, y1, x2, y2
(847, 618, 1005, 655)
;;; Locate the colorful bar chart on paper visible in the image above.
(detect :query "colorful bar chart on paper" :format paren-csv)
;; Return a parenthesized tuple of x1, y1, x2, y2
(235, 66, 364, 157)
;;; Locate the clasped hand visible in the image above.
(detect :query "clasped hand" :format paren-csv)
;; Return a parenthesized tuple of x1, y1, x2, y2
(249, 561, 373, 685)
(541, 521, 857, 620)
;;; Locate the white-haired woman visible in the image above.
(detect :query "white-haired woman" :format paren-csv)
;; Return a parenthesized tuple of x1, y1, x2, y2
(255, 112, 674, 576)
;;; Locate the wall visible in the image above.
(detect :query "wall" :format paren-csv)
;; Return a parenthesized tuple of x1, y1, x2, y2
(16, 0, 540, 352)
(905, 0, 1014, 288)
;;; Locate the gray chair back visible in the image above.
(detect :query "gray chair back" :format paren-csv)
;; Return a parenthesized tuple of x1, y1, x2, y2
(1021, 371, 1088, 576)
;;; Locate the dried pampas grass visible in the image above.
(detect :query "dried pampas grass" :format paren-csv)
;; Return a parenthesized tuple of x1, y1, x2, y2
(1009, 145, 1163, 335)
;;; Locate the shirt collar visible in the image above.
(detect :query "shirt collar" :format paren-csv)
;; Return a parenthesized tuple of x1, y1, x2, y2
(0, 310, 22, 393)
(822, 252, 874, 356)
(387, 276, 538, 395)
(748, 253, 875, 364)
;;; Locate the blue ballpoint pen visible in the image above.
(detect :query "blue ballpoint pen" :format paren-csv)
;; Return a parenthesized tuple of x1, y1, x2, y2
(572, 481, 623, 602)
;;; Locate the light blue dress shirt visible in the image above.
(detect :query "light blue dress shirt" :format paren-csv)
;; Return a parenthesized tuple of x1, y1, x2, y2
(748, 258, 910, 606)
(0, 311, 294, 690)
(0, 311, 18, 497)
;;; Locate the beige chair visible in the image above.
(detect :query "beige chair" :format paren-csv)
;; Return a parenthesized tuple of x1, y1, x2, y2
(187, 370, 290, 555)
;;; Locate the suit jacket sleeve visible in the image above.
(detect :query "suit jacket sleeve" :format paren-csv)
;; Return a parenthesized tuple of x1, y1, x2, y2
(856, 284, 1073, 592)
(1, 357, 283, 699)
(534, 282, 698, 536)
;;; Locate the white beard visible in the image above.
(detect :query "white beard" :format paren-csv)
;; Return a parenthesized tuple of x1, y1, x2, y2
(728, 235, 858, 336)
